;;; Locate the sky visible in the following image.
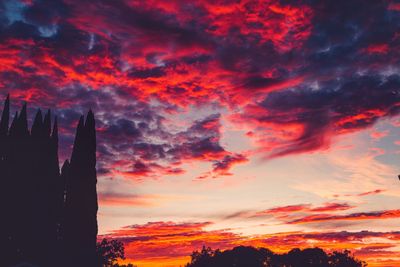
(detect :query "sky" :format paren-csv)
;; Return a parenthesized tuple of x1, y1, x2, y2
(0, 0, 400, 266)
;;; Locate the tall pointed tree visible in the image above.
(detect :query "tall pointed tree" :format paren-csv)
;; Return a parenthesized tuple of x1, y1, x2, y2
(63, 111, 98, 267)
(0, 94, 9, 137)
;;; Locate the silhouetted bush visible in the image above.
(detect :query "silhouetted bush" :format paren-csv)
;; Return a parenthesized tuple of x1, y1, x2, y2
(185, 245, 367, 267)
(96, 239, 126, 267)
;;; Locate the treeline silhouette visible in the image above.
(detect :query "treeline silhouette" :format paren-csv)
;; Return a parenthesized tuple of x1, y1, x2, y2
(0, 95, 98, 267)
(185, 246, 367, 267)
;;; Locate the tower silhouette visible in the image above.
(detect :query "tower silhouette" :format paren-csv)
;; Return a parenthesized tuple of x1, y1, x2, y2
(0, 95, 98, 267)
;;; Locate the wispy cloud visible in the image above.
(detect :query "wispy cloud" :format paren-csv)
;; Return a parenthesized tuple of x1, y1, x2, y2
(288, 209, 400, 224)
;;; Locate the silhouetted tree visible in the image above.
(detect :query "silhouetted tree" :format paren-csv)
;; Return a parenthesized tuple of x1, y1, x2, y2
(328, 250, 367, 267)
(96, 238, 126, 267)
(0, 95, 98, 267)
(63, 110, 98, 267)
(189, 246, 219, 266)
(186, 246, 367, 267)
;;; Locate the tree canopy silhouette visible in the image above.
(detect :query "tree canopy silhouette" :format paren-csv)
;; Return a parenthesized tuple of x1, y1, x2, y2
(185, 246, 367, 267)
(96, 238, 126, 267)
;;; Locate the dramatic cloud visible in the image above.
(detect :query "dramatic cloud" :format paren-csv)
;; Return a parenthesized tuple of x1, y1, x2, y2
(0, 0, 398, 168)
(1, 2, 400, 264)
(235, 74, 400, 158)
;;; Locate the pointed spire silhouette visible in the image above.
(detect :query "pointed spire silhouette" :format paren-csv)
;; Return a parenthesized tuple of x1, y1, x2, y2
(0, 94, 10, 136)
(77, 115, 84, 133)
(85, 109, 96, 162)
(31, 109, 43, 137)
(9, 111, 19, 136)
(52, 116, 58, 141)
(51, 115, 60, 175)
(43, 109, 51, 137)
(61, 159, 70, 173)
(85, 109, 95, 128)
(17, 103, 29, 136)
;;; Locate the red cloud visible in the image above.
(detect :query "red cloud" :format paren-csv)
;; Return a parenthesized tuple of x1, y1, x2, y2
(202, 1, 313, 52)
(357, 189, 386, 197)
(288, 209, 400, 224)
(309, 203, 354, 212)
(259, 202, 353, 215)
(224, 202, 354, 221)
(197, 153, 248, 179)
(363, 44, 390, 54)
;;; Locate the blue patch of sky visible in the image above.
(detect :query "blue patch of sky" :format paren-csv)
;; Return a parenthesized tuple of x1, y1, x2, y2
(4, 0, 26, 25)
(4, 0, 58, 38)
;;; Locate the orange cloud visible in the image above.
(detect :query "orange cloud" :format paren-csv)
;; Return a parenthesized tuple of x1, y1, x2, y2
(98, 192, 178, 207)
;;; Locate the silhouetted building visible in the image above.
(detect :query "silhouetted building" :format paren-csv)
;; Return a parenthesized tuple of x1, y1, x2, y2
(0, 95, 98, 267)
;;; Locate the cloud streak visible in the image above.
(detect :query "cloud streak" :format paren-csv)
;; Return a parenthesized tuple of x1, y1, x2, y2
(288, 209, 400, 224)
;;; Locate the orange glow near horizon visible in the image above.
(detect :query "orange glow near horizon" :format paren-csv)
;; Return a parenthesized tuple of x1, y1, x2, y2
(100, 221, 400, 267)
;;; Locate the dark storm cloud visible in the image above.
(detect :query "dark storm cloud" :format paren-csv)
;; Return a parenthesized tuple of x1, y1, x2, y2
(128, 67, 166, 79)
(23, 0, 69, 26)
(103, 119, 142, 140)
(64, 0, 214, 50)
(0, 0, 399, 175)
(301, 0, 400, 74)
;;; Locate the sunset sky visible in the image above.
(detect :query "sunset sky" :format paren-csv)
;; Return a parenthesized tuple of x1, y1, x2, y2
(1, 0, 400, 266)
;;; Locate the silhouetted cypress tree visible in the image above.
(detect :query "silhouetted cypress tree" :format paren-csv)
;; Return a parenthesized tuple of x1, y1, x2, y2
(0, 95, 98, 267)
(63, 110, 98, 267)
(0, 94, 9, 137)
